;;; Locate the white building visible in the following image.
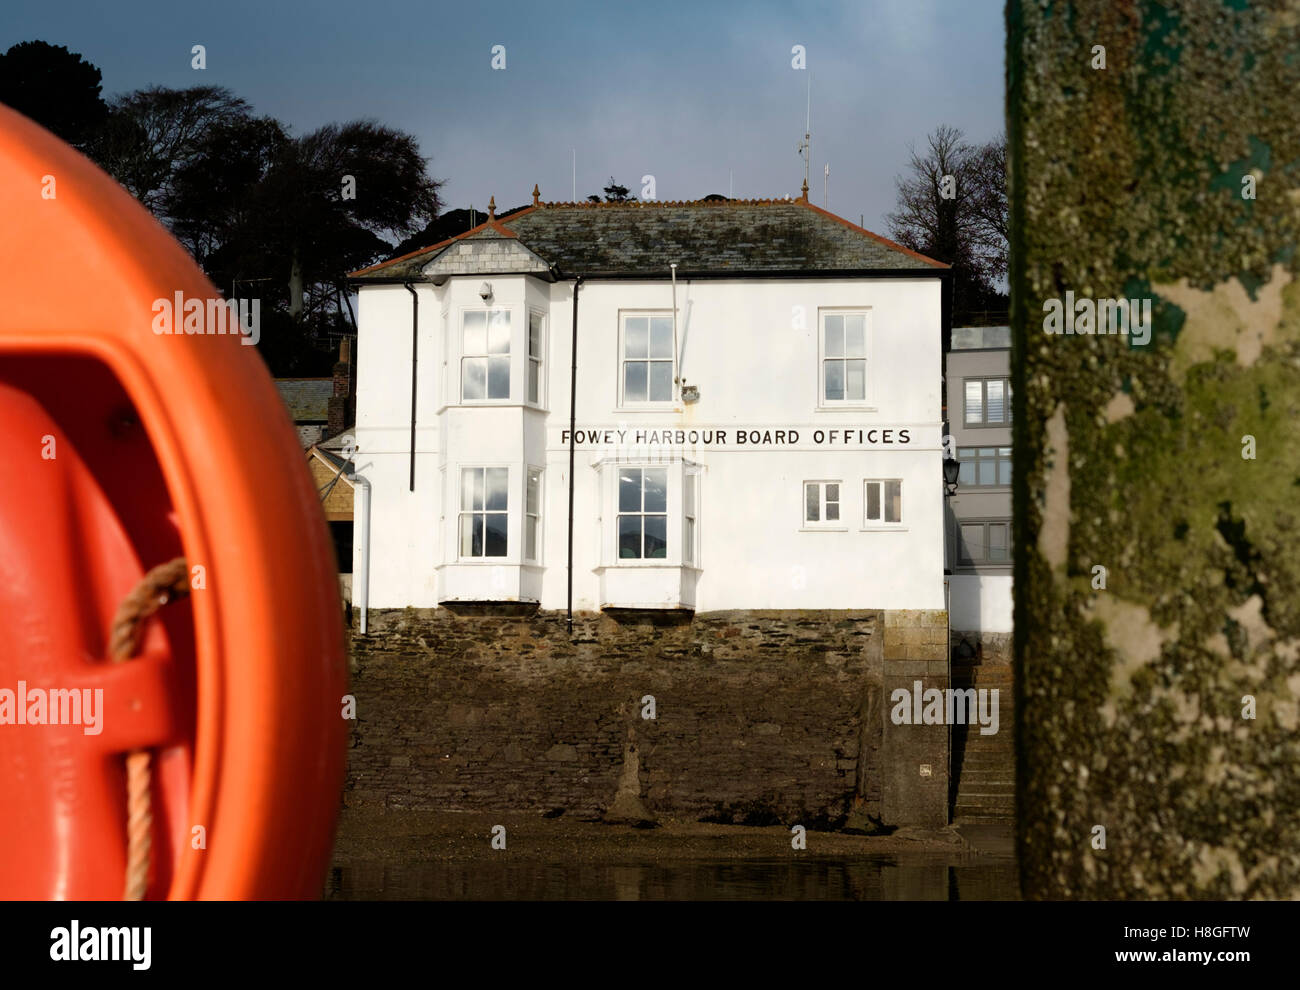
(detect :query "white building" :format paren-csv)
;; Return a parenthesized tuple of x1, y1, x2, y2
(347, 190, 949, 616)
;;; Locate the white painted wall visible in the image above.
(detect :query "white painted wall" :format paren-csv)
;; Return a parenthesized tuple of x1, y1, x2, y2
(949, 574, 1013, 633)
(355, 272, 945, 611)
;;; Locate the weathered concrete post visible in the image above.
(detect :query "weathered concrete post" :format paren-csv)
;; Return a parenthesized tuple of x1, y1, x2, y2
(1009, 1, 1300, 897)
(881, 609, 950, 827)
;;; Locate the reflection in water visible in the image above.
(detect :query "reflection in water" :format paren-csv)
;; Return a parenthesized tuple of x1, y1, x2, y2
(324, 857, 1019, 901)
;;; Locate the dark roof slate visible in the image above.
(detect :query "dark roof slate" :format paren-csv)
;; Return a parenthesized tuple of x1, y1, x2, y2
(350, 199, 946, 281)
(274, 379, 332, 421)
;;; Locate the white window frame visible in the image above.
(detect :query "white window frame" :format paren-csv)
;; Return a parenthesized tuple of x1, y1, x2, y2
(458, 465, 510, 560)
(802, 480, 845, 530)
(618, 310, 677, 408)
(524, 466, 542, 563)
(460, 307, 512, 403)
(682, 468, 700, 567)
(527, 309, 545, 407)
(862, 478, 904, 529)
(963, 377, 1012, 427)
(818, 309, 873, 408)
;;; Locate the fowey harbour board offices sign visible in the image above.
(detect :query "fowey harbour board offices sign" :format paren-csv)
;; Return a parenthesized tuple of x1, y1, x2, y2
(553, 424, 941, 452)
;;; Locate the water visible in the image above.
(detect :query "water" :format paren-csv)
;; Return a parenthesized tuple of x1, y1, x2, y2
(324, 857, 1019, 900)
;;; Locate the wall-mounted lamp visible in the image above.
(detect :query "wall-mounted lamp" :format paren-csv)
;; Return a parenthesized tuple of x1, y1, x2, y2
(942, 456, 960, 496)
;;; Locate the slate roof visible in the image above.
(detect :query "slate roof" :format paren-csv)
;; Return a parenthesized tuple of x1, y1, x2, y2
(274, 378, 333, 421)
(350, 197, 946, 281)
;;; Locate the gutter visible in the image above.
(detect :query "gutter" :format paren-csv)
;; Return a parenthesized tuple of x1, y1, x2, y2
(403, 282, 418, 491)
(567, 275, 584, 635)
(347, 267, 949, 288)
(350, 471, 372, 636)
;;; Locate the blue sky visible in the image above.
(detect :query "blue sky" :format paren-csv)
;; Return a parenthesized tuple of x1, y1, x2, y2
(4, 0, 1005, 235)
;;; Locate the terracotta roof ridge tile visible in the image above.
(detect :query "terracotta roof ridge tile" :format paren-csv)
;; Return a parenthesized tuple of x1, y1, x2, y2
(797, 200, 950, 269)
(536, 196, 796, 209)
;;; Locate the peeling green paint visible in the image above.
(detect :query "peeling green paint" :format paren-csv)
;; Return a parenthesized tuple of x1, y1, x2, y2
(1010, 0, 1300, 898)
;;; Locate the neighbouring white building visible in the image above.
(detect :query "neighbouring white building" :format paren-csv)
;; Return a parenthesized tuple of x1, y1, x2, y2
(346, 188, 949, 616)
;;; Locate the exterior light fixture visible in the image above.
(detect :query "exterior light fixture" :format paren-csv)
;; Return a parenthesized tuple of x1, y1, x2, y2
(942, 455, 960, 496)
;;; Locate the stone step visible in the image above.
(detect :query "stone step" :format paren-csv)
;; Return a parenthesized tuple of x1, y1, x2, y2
(951, 673, 1014, 683)
(957, 788, 1016, 798)
(957, 770, 1015, 782)
(953, 743, 1014, 755)
(956, 771, 1015, 786)
(950, 681, 1013, 691)
(953, 814, 1012, 825)
(956, 789, 1013, 805)
(955, 781, 1015, 795)
(957, 757, 1014, 768)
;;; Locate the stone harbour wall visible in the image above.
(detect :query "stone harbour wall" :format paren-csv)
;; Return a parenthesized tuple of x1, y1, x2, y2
(345, 608, 885, 825)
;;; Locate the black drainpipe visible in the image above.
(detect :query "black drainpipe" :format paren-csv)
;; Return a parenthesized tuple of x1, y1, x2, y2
(567, 275, 584, 635)
(403, 281, 418, 491)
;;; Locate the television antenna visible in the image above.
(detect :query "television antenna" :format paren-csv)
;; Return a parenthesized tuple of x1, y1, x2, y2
(797, 73, 811, 195)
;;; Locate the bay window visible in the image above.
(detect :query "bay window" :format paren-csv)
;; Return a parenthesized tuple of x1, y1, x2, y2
(618, 467, 668, 558)
(459, 466, 509, 558)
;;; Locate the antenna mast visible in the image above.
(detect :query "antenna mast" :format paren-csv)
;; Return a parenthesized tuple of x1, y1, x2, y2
(797, 73, 812, 198)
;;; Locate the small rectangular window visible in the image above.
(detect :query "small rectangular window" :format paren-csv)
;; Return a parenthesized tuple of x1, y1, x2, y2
(864, 479, 902, 524)
(803, 481, 841, 526)
(958, 519, 1013, 565)
(964, 377, 1012, 426)
(956, 446, 1012, 488)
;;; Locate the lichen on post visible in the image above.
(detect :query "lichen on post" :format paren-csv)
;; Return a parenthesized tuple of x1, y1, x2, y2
(1009, 0, 1300, 898)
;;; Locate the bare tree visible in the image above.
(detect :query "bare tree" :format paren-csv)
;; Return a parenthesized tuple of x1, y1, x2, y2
(88, 86, 253, 215)
(967, 134, 1008, 278)
(887, 125, 1008, 316)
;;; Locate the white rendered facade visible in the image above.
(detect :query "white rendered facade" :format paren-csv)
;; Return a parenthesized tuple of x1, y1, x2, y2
(351, 225, 946, 613)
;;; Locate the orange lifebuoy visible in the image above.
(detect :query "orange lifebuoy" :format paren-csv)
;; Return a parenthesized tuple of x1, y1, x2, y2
(0, 104, 348, 899)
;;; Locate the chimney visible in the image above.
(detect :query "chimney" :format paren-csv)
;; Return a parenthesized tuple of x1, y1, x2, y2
(327, 337, 355, 438)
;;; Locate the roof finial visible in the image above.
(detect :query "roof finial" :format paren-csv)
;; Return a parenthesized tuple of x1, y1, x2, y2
(488, 195, 496, 220)
(800, 178, 809, 203)
(532, 184, 540, 207)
